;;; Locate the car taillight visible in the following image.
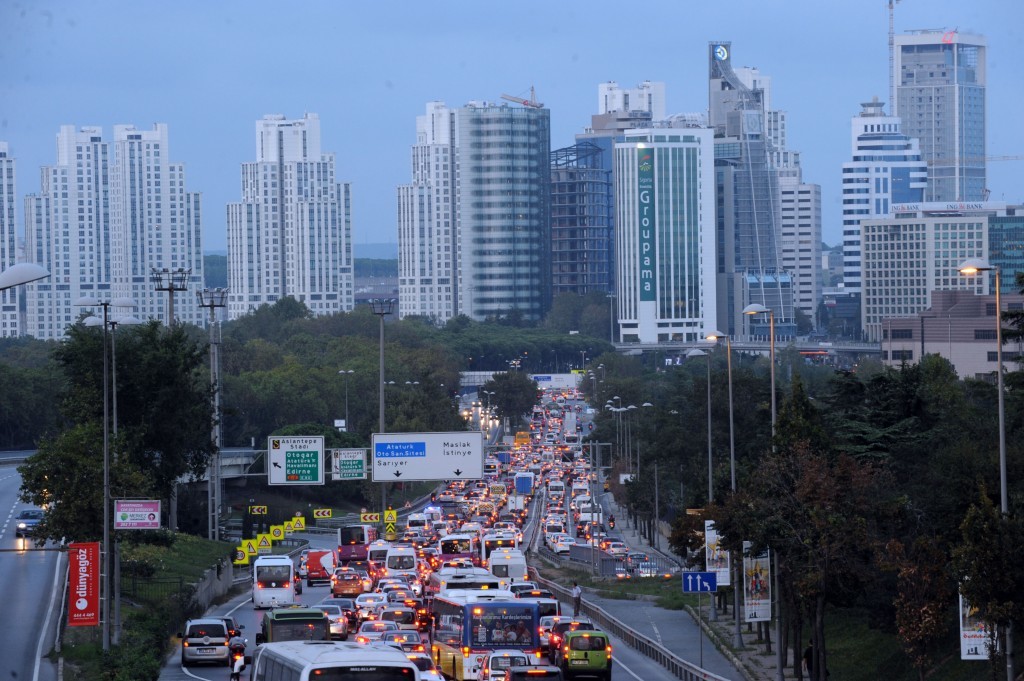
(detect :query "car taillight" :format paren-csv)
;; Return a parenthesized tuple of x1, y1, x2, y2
(606, 645, 613, 659)
(461, 646, 470, 658)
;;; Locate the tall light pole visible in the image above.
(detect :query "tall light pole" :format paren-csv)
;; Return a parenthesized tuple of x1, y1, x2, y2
(607, 293, 616, 344)
(151, 267, 191, 325)
(707, 329, 744, 649)
(338, 370, 355, 433)
(370, 298, 396, 517)
(688, 347, 716, 622)
(74, 295, 136, 653)
(959, 258, 1013, 681)
(197, 288, 228, 541)
(743, 303, 780, 679)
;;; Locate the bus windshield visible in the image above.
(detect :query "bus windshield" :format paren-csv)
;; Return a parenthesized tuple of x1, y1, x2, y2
(339, 526, 368, 544)
(256, 565, 292, 587)
(270, 619, 329, 642)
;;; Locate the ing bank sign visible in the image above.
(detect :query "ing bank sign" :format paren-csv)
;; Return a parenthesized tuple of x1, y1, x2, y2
(637, 148, 656, 302)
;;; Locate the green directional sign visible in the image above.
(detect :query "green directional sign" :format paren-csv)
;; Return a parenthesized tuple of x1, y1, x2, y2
(332, 449, 367, 480)
(268, 436, 325, 485)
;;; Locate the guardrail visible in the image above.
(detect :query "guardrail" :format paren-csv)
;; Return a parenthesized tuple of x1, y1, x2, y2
(530, 569, 730, 681)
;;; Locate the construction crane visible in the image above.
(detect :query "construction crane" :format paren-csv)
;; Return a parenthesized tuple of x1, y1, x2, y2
(500, 86, 543, 108)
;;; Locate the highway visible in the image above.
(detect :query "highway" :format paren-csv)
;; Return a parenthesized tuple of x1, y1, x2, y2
(0, 466, 61, 681)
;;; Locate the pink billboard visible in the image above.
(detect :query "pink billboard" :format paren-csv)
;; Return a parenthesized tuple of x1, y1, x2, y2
(113, 500, 161, 529)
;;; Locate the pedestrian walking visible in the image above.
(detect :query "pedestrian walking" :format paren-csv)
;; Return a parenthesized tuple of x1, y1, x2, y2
(572, 581, 582, 617)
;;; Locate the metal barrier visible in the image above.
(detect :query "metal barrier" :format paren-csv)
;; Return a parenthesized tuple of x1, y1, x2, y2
(529, 569, 731, 681)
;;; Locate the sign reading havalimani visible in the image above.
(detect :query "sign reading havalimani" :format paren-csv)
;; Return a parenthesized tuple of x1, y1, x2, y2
(371, 432, 483, 481)
(743, 541, 771, 622)
(637, 147, 656, 302)
(268, 436, 324, 485)
(113, 500, 161, 529)
(332, 448, 367, 480)
(68, 542, 100, 627)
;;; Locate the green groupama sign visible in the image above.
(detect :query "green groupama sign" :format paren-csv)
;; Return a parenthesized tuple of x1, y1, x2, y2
(638, 148, 656, 302)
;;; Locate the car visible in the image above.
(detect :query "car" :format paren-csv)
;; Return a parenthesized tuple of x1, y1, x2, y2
(15, 509, 43, 538)
(380, 630, 428, 652)
(634, 561, 662, 577)
(538, 615, 564, 651)
(219, 616, 244, 639)
(178, 617, 230, 667)
(318, 597, 359, 629)
(313, 604, 350, 640)
(354, 620, 399, 644)
(331, 571, 364, 597)
(547, 620, 599, 663)
(481, 649, 531, 681)
(557, 630, 611, 680)
(503, 664, 564, 680)
(604, 541, 628, 558)
(377, 605, 418, 630)
(355, 593, 387, 619)
(406, 651, 444, 681)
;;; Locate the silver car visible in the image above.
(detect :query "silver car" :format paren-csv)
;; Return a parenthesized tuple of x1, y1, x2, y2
(314, 604, 349, 640)
(179, 618, 230, 666)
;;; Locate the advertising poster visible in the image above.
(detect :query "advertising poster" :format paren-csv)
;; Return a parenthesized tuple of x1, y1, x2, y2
(113, 500, 161, 529)
(68, 542, 100, 627)
(742, 541, 771, 622)
(704, 520, 731, 586)
(959, 593, 989, 660)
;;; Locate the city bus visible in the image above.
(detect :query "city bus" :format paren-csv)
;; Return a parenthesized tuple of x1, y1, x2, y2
(337, 524, 380, 563)
(425, 566, 502, 599)
(431, 591, 541, 681)
(480, 532, 519, 567)
(252, 555, 297, 609)
(249, 640, 419, 681)
(438, 533, 480, 566)
(254, 607, 330, 645)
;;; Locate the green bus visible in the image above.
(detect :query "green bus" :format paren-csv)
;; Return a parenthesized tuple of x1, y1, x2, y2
(255, 607, 330, 646)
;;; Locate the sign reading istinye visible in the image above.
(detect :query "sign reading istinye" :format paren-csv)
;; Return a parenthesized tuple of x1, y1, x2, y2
(371, 432, 484, 481)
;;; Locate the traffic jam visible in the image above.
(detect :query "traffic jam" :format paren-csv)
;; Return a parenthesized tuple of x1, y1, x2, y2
(201, 388, 665, 680)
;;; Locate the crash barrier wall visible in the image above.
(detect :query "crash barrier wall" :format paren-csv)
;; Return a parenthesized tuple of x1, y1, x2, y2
(529, 569, 731, 681)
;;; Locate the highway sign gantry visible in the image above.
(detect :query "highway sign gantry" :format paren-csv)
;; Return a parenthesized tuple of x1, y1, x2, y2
(371, 432, 484, 481)
(682, 571, 718, 593)
(268, 436, 325, 485)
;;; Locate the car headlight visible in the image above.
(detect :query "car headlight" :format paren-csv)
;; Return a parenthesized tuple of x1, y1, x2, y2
(18, 522, 26, 529)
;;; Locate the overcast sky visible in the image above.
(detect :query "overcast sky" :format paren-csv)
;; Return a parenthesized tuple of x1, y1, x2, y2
(2, 0, 1021, 254)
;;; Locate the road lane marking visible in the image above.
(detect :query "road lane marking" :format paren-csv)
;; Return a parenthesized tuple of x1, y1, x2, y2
(32, 548, 64, 681)
(612, 655, 645, 680)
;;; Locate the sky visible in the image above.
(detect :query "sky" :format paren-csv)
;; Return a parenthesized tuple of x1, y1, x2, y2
(1, 0, 1022, 255)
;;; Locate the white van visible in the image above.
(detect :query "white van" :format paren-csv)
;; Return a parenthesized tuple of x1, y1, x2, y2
(384, 546, 418, 580)
(548, 480, 565, 497)
(406, 513, 428, 532)
(489, 550, 528, 589)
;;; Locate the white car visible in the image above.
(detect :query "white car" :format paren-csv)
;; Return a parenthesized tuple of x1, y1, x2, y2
(551, 534, 574, 555)
(481, 649, 531, 681)
(406, 652, 444, 681)
(605, 541, 629, 558)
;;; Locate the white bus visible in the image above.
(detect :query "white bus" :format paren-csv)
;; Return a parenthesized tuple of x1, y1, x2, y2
(252, 555, 296, 609)
(249, 640, 418, 680)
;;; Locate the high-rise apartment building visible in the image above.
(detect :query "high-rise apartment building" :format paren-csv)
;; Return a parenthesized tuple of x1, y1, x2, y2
(613, 127, 716, 343)
(598, 81, 666, 121)
(227, 114, 353, 320)
(841, 97, 928, 299)
(778, 178, 821, 322)
(894, 30, 986, 202)
(25, 124, 203, 339)
(0, 143, 17, 336)
(398, 101, 550, 322)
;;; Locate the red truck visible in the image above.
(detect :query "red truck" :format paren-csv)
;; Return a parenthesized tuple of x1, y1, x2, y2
(305, 549, 337, 587)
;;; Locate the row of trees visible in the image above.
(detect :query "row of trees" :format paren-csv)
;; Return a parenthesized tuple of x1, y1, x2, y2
(590, 349, 1023, 680)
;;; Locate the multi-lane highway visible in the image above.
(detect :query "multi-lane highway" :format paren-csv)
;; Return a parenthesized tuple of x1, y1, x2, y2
(0, 466, 61, 681)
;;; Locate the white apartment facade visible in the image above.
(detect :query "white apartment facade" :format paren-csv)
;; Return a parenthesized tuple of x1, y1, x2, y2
(613, 127, 716, 343)
(0, 142, 17, 336)
(25, 125, 204, 339)
(841, 97, 927, 295)
(227, 114, 353, 320)
(778, 178, 821, 322)
(598, 81, 666, 119)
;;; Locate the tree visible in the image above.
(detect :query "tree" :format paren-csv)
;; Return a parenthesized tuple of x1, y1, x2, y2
(18, 320, 214, 542)
(482, 372, 539, 423)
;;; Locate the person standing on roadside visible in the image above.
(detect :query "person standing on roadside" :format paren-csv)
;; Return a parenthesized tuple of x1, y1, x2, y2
(572, 581, 582, 616)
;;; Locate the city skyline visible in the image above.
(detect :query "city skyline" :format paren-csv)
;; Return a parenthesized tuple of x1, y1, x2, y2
(1, 1, 1020, 255)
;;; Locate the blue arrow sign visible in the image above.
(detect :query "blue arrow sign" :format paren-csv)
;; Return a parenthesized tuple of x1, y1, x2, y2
(682, 571, 718, 593)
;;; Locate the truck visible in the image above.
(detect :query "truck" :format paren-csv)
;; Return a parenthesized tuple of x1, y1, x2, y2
(506, 495, 526, 514)
(305, 549, 337, 587)
(514, 471, 535, 496)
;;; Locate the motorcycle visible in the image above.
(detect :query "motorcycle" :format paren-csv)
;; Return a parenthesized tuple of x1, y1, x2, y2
(229, 638, 248, 680)
(608, 517, 616, 530)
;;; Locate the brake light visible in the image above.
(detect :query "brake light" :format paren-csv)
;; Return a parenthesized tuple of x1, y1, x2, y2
(182, 641, 189, 647)
(606, 645, 613, 659)
(462, 646, 470, 658)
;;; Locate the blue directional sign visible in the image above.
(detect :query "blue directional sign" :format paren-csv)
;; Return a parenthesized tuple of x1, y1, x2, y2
(682, 571, 718, 593)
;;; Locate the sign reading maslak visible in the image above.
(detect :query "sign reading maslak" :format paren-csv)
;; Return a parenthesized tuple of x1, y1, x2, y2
(114, 500, 161, 529)
(268, 436, 324, 485)
(371, 432, 484, 481)
(68, 542, 100, 627)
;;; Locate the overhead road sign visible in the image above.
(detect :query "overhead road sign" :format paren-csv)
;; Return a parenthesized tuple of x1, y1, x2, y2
(268, 436, 325, 485)
(332, 449, 367, 480)
(682, 571, 718, 593)
(371, 432, 484, 481)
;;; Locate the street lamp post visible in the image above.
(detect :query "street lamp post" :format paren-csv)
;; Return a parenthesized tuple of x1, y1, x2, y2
(959, 259, 1013, 681)
(150, 267, 191, 325)
(743, 303, 781, 679)
(338, 370, 355, 433)
(707, 330, 744, 649)
(197, 288, 228, 541)
(687, 347, 716, 622)
(370, 299, 396, 517)
(74, 295, 136, 652)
